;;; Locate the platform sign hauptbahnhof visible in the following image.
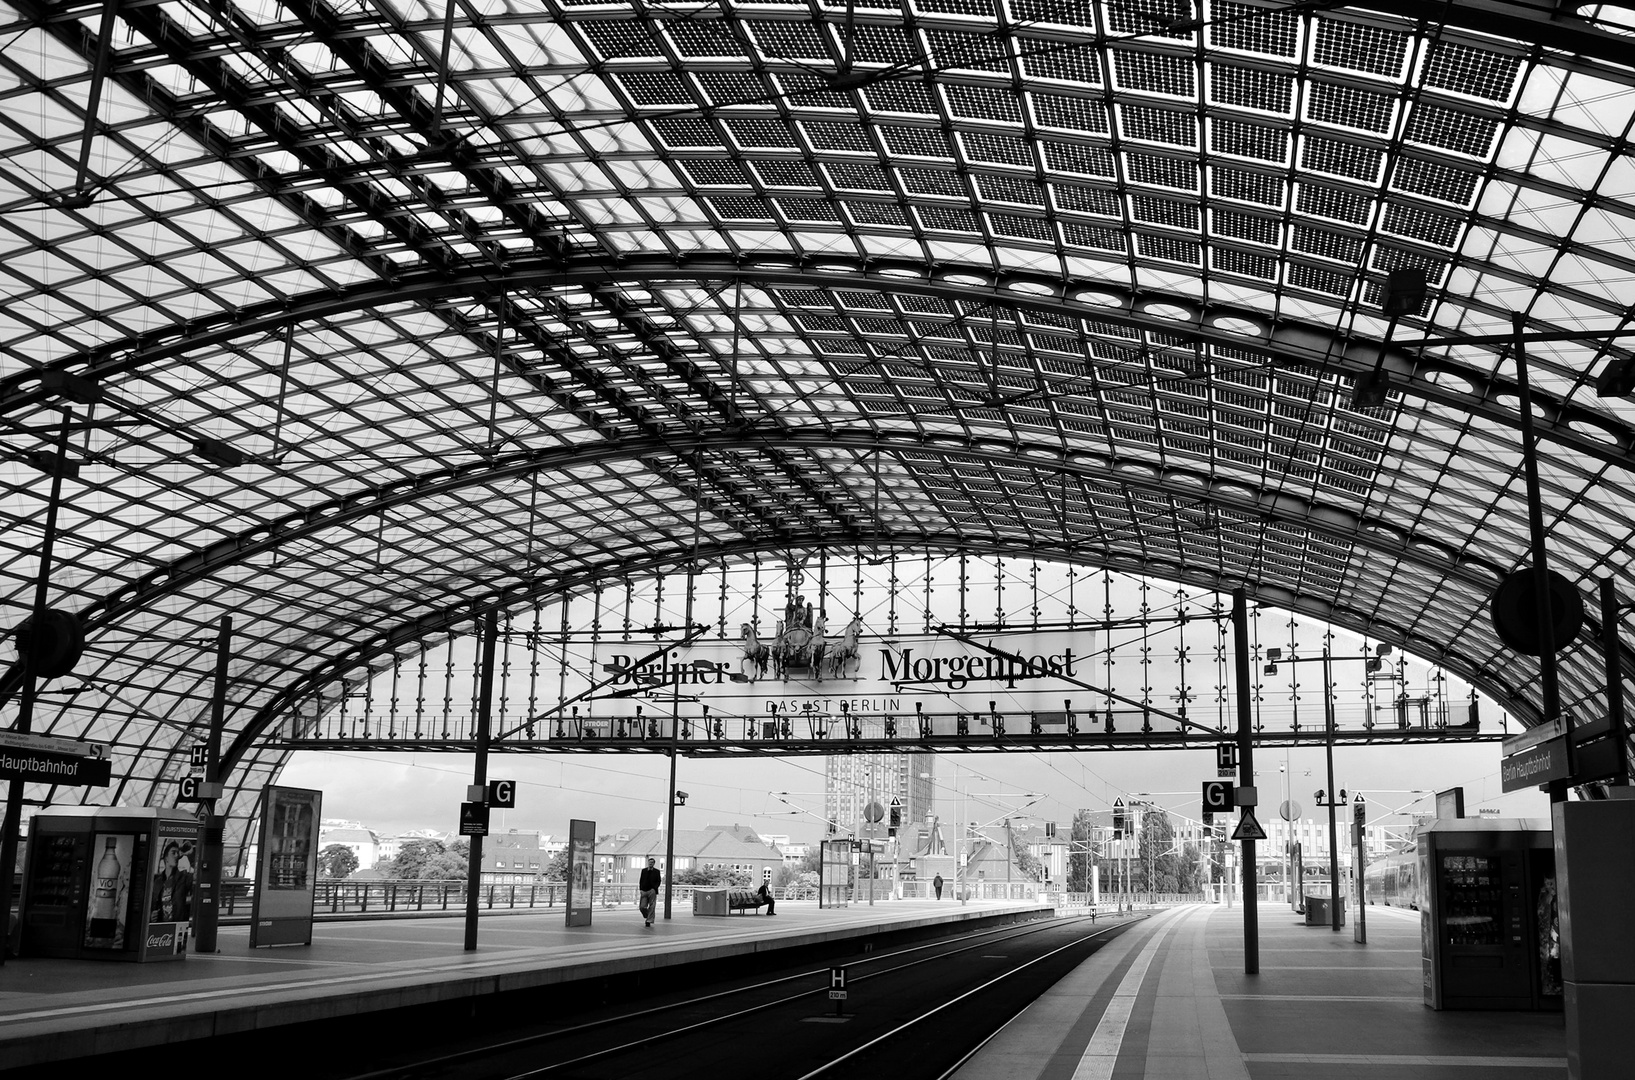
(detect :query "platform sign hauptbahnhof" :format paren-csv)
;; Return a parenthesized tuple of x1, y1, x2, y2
(0, 731, 111, 787)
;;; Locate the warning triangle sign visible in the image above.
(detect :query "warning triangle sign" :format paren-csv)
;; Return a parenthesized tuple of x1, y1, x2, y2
(1231, 807, 1267, 841)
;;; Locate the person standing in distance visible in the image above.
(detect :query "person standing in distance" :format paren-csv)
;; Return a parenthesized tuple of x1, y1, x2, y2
(933, 872, 944, 901)
(638, 858, 662, 927)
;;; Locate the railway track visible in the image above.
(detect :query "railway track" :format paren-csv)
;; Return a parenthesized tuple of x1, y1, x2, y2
(344, 911, 1147, 1080)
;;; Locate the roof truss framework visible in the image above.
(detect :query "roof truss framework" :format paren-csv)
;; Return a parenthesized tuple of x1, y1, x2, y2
(0, 0, 1632, 849)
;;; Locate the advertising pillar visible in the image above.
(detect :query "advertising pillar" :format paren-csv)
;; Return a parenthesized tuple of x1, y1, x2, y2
(565, 818, 595, 927)
(249, 786, 321, 947)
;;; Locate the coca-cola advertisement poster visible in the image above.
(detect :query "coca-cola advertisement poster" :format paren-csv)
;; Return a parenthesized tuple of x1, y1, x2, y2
(83, 832, 140, 950)
(140, 818, 199, 959)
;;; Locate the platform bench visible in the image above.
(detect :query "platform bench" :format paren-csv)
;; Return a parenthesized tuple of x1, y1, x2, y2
(726, 887, 776, 914)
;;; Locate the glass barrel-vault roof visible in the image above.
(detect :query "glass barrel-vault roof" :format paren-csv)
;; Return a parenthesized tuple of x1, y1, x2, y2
(0, 0, 1633, 842)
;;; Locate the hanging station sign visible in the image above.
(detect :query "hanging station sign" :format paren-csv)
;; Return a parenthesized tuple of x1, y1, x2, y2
(582, 629, 1098, 727)
(0, 730, 112, 787)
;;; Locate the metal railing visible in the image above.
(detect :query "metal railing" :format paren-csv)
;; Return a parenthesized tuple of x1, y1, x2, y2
(212, 878, 1195, 918)
(218, 879, 789, 918)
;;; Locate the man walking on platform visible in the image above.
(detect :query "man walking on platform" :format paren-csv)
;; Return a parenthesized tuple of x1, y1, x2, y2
(933, 873, 944, 900)
(638, 858, 662, 926)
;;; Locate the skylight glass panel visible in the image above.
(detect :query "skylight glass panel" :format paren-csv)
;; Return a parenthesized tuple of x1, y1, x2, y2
(1310, 18, 1409, 79)
(1111, 49, 1195, 96)
(1421, 40, 1523, 103)
(1032, 93, 1111, 133)
(1019, 41, 1104, 84)
(1208, 1, 1300, 57)
(1407, 102, 1500, 159)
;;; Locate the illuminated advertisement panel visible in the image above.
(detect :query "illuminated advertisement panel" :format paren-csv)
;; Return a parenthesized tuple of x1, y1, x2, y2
(250, 786, 322, 947)
(566, 818, 595, 927)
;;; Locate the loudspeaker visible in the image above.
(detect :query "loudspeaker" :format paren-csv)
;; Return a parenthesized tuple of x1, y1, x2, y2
(1490, 568, 1583, 656)
(15, 608, 85, 678)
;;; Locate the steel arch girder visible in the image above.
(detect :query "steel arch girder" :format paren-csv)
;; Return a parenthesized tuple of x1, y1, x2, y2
(216, 525, 1536, 790)
(165, 434, 1541, 771)
(3, 255, 1631, 472)
(0, 426, 1545, 774)
(32, 425, 1504, 649)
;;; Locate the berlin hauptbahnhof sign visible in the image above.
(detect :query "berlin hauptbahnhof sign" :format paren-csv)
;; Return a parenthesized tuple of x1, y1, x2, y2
(0, 730, 112, 787)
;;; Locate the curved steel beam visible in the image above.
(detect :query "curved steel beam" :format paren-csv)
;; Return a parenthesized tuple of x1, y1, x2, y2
(29, 426, 1506, 652)
(4, 254, 1631, 472)
(178, 433, 1541, 776)
(1361, 0, 1635, 71)
(219, 523, 1538, 784)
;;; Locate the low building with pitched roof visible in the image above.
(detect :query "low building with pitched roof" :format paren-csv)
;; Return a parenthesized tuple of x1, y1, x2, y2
(602, 827, 783, 885)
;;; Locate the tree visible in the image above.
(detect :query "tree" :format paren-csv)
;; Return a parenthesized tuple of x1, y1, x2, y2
(389, 838, 468, 880)
(423, 839, 469, 880)
(1176, 842, 1205, 894)
(318, 844, 358, 879)
(1013, 841, 1045, 882)
(1134, 807, 1180, 896)
(673, 865, 728, 886)
(1067, 809, 1099, 893)
(392, 838, 443, 879)
(542, 849, 570, 882)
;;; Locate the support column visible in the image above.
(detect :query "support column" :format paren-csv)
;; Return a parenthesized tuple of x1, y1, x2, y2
(1232, 587, 1259, 975)
(1512, 313, 1568, 802)
(194, 615, 231, 953)
(1323, 650, 1341, 932)
(0, 409, 73, 964)
(1601, 579, 1628, 786)
(464, 611, 498, 951)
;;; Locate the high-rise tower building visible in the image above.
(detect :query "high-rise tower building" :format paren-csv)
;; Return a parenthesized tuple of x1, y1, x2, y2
(823, 752, 934, 837)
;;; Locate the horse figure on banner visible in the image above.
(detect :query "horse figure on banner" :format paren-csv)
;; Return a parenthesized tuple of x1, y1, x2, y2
(807, 613, 829, 684)
(827, 614, 863, 679)
(740, 623, 769, 680)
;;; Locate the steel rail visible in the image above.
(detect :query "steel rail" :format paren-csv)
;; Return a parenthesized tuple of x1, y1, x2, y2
(496, 912, 1132, 1080)
(789, 916, 1147, 1080)
(338, 910, 1130, 1080)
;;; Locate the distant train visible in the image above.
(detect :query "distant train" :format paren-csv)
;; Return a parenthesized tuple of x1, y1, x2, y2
(1364, 849, 1421, 910)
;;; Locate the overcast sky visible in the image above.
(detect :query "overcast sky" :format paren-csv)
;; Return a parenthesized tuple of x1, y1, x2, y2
(280, 736, 1550, 845)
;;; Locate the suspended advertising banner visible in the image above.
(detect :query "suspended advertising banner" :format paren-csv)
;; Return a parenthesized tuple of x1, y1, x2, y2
(567, 629, 1099, 735)
(250, 786, 322, 947)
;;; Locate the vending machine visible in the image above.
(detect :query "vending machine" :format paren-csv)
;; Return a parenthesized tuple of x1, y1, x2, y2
(1418, 817, 1560, 1011)
(18, 806, 202, 962)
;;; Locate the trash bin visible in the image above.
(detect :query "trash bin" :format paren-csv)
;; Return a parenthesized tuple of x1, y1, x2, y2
(1304, 894, 1346, 927)
(692, 887, 729, 916)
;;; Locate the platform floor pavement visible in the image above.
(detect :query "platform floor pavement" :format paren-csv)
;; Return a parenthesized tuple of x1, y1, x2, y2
(0, 897, 1046, 1067)
(958, 902, 1567, 1080)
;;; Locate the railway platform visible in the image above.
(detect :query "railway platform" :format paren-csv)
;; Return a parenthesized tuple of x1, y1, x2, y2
(958, 902, 1566, 1080)
(0, 896, 1047, 1069)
